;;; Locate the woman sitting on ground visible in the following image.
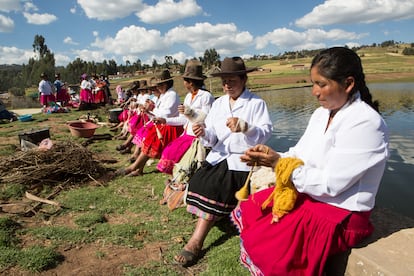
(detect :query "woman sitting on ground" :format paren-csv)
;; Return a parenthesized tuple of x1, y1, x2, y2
(156, 60, 215, 175)
(116, 70, 182, 176)
(231, 47, 390, 276)
(173, 57, 273, 267)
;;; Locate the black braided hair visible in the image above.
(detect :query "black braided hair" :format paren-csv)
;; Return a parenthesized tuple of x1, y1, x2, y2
(311, 47, 379, 113)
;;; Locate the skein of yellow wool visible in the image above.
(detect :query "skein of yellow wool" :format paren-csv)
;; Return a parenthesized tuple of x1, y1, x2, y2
(235, 162, 256, 201)
(261, 157, 304, 223)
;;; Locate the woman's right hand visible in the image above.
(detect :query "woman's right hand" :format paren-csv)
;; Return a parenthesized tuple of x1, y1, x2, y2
(240, 144, 280, 168)
(178, 104, 185, 114)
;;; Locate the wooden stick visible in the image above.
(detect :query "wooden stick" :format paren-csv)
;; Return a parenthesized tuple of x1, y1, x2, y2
(25, 191, 60, 207)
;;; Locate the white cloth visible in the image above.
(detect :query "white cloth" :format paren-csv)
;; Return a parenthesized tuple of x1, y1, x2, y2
(38, 80, 53, 95)
(283, 93, 389, 211)
(166, 89, 215, 136)
(201, 88, 273, 171)
(152, 88, 180, 118)
(137, 93, 150, 106)
(80, 79, 92, 90)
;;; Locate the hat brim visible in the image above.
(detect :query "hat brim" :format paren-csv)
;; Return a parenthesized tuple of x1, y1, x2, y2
(182, 75, 207, 80)
(154, 77, 174, 85)
(210, 67, 256, 77)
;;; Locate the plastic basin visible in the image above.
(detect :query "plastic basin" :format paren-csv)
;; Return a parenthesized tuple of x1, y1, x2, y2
(67, 121, 99, 138)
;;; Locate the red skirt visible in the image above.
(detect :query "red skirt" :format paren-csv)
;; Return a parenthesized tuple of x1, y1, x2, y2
(141, 124, 184, 159)
(56, 88, 70, 102)
(94, 89, 105, 103)
(231, 188, 373, 276)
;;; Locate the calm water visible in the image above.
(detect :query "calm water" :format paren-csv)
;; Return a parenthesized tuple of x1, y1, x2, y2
(259, 82, 414, 219)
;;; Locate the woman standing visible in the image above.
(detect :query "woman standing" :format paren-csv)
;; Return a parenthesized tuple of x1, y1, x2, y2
(174, 57, 273, 266)
(38, 73, 55, 107)
(232, 47, 389, 275)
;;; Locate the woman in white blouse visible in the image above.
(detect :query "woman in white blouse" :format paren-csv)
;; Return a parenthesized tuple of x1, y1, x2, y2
(174, 57, 273, 267)
(233, 47, 390, 276)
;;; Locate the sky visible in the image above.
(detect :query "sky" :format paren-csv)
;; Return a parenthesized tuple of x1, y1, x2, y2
(0, 0, 413, 66)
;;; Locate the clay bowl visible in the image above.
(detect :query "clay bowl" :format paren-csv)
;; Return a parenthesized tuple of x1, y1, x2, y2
(67, 121, 99, 138)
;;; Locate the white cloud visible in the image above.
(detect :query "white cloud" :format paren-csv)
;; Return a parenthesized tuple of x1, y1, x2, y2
(0, 14, 14, 32)
(137, 0, 202, 24)
(70, 7, 76, 14)
(255, 27, 366, 51)
(63, 37, 79, 45)
(54, 53, 72, 66)
(73, 49, 111, 63)
(295, 0, 414, 28)
(77, 0, 144, 20)
(0, 46, 35, 64)
(93, 31, 99, 37)
(0, 0, 21, 12)
(91, 25, 167, 56)
(23, 12, 57, 25)
(23, 2, 38, 12)
(165, 22, 254, 56)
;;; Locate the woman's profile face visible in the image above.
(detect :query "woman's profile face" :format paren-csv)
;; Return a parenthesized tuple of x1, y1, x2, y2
(310, 66, 352, 112)
(221, 75, 246, 99)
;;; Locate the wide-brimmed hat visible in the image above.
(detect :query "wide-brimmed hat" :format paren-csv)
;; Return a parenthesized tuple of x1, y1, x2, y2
(138, 79, 148, 90)
(154, 70, 174, 85)
(182, 60, 206, 80)
(129, 81, 140, 90)
(210, 57, 256, 77)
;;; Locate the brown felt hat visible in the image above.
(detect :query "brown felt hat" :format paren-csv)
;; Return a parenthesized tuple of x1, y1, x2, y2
(182, 60, 206, 80)
(138, 79, 148, 90)
(154, 70, 174, 84)
(211, 57, 256, 77)
(129, 81, 140, 90)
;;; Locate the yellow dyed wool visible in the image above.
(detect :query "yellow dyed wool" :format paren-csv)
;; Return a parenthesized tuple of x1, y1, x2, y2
(261, 157, 304, 223)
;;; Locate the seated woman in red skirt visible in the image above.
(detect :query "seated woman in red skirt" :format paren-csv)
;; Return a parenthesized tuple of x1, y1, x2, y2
(231, 47, 390, 276)
(116, 70, 182, 176)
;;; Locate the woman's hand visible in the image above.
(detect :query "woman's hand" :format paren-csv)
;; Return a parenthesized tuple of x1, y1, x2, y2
(226, 117, 248, 132)
(153, 117, 166, 124)
(240, 144, 280, 168)
(192, 122, 205, 137)
(178, 104, 185, 114)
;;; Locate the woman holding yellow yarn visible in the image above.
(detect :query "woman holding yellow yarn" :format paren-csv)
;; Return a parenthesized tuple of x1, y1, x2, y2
(232, 47, 390, 276)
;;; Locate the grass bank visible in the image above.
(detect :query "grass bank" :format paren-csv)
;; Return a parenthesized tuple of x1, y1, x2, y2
(0, 108, 248, 275)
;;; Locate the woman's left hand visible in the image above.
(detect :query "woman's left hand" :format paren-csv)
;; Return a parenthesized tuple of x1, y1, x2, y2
(226, 117, 247, 132)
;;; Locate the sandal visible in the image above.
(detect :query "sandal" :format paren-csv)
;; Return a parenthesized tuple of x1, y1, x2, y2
(116, 144, 126, 151)
(173, 249, 199, 267)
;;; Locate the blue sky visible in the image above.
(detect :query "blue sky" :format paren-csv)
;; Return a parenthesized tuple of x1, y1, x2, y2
(1, 0, 413, 66)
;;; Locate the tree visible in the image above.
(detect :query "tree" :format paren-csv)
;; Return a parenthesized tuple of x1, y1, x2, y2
(202, 49, 220, 70)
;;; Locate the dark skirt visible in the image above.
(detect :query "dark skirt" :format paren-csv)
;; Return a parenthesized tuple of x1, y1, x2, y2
(186, 159, 249, 221)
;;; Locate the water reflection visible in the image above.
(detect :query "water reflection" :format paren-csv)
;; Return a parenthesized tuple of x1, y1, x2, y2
(258, 83, 414, 218)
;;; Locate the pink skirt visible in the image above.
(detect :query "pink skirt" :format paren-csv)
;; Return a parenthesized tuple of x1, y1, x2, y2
(128, 113, 149, 136)
(231, 189, 373, 276)
(39, 94, 56, 106)
(80, 89, 94, 103)
(118, 110, 129, 122)
(156, 133, 195, 174)
(132, 121, 154, 147)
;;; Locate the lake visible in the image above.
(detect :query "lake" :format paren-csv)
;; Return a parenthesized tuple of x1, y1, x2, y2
(259, 82, 414, 219)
